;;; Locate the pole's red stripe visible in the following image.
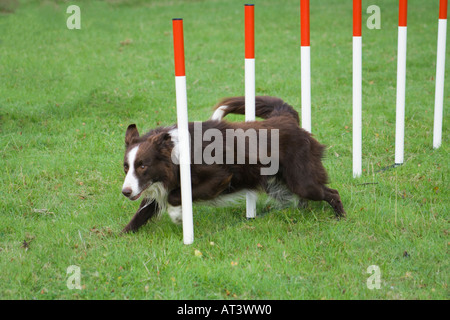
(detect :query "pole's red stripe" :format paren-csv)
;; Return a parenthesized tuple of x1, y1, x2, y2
(440, 0, 448, 19)
(245, 4, 255, 59)
(300, 0, 310, 46)
(172, 19, 185, 77)
(353, 0, 361, 37)
(399, 0, 408, 27)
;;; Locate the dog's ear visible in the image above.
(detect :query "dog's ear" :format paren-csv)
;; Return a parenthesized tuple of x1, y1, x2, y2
(125, 124, 139, 147)
(151, 132, 171, 146)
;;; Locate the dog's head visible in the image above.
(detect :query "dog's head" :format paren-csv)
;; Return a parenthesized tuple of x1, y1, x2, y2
(121, 124, 174, 201)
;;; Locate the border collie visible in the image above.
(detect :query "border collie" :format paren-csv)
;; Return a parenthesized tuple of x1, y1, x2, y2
(121, 96, 345, 233)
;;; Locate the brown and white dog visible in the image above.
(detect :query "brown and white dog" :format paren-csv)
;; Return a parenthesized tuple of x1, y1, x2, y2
(120, 96, 345, 233)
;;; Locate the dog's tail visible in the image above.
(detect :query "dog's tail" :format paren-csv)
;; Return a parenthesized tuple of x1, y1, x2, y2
(211, 96, 300, 124)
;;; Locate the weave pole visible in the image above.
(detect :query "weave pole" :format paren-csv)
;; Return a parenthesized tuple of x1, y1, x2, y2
(395, 0, 408, 165)
(245, 4, 257, 219)
(300, 0, 311, 133)
(433, 0, 448, 149)
(353, 0, 362, 178)
(172, 19, 194, 245)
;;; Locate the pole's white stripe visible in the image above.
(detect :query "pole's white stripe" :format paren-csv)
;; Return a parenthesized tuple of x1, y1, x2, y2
(244, 58, 256, 218)
(175, 75, 194, 245)
(395, 26, 407, 165)
(353, 36, 362, 178)
(245, 58, 256, 121)
(433, 19, 447, 149)
(301, 46, 311, 133)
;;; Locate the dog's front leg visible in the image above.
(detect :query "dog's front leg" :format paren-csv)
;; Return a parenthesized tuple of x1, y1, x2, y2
(121, 199, 159, 233)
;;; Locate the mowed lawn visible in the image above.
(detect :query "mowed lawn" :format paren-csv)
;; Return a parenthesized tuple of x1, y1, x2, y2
(0, 0, 448, 299)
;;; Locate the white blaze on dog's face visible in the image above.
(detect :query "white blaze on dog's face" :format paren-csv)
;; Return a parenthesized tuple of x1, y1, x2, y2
(122, 123, 150, 201)
(122, 145, 142, 200)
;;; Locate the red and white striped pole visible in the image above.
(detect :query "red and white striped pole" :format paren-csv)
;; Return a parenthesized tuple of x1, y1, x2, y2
(245, 4, 257, 219)
(172, 18, 194, 245)
(433, 0, 447, 149)
(353, 0, 362, 178)
(300, 0, 311, 133)
(395, 0, 408, 165)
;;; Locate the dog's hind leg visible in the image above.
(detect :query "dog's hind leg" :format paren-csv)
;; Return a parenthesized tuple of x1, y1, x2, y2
(323, 186, 346, 218)
(283, 170, 345, 218)
(121, 199, 159, 233)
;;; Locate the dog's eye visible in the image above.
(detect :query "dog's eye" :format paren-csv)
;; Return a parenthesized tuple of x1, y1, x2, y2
(140, 165, 147, 170)
(124, 164, 129, 173)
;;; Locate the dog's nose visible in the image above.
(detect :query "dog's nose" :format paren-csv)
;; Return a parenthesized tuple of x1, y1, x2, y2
(122, 187, 132, 197)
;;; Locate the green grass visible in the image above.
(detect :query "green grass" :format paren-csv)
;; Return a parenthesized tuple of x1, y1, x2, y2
(0, 0, 448, 299)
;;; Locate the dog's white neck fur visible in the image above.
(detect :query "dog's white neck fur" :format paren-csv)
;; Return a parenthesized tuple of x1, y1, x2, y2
(142, 182, 168, 214)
